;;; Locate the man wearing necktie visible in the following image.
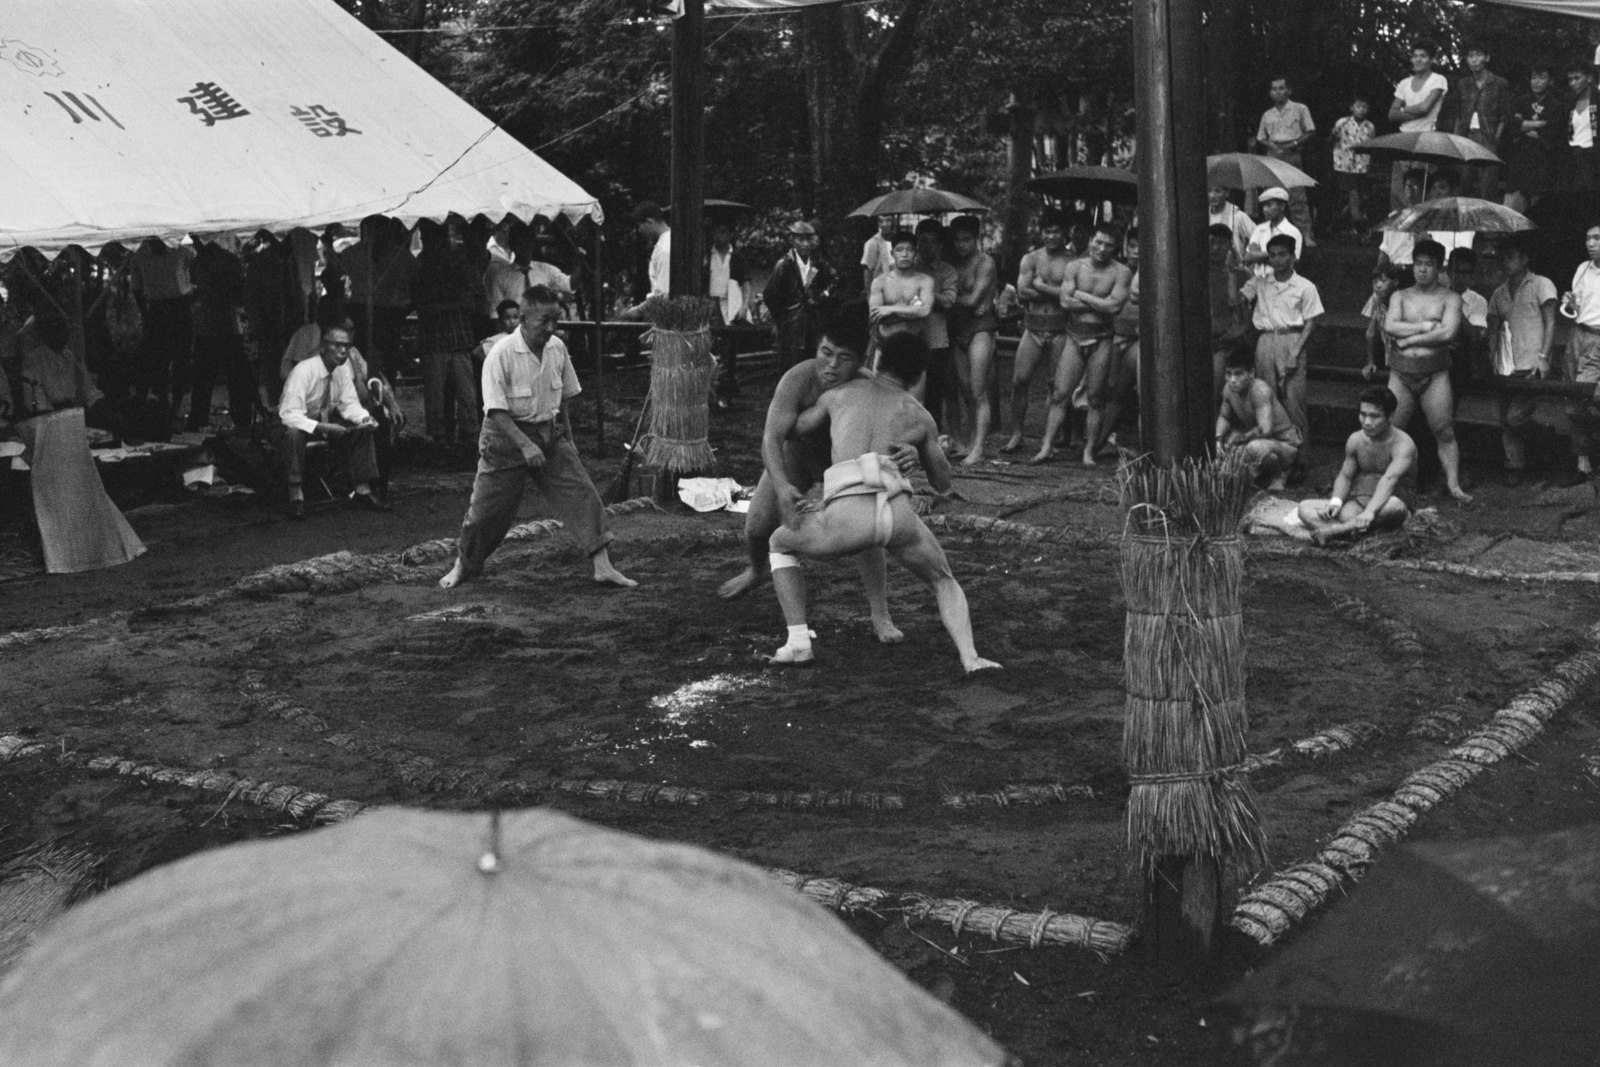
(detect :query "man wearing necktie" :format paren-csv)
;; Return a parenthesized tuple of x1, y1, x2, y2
(276, 325, 387, 520)
(764, 220, 838, 371)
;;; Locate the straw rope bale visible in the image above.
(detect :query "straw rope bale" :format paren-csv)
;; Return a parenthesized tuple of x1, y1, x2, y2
(640, 297, 717, 474)
(1118, 452, 1267, 876)
(1231, 623, 1600, 945)
(767, 870, 896, 914)
(1319, 590, 1425, 656)
(940, 782, 1096, 810)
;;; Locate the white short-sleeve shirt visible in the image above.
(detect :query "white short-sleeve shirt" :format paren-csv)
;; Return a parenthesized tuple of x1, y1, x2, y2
(480, 331, 581, 422)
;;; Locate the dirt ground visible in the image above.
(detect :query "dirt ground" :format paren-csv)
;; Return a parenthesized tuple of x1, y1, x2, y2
(3, 375, 1600, 1065)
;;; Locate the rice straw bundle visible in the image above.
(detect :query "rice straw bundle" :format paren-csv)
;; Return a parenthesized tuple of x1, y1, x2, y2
(1116, 451, 1268, 876)
(0, 845, 100, 977)
(640, 295, 718, 474)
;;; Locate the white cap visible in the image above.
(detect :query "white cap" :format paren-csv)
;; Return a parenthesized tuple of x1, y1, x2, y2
(1259, 186, 1289, 203)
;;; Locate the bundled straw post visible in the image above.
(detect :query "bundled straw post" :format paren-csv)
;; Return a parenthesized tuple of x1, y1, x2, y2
(639, 295, 718, 475)
(1117, 450, 1268, 963)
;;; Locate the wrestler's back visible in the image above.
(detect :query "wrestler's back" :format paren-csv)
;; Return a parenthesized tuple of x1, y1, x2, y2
(828, 380, 929, 462)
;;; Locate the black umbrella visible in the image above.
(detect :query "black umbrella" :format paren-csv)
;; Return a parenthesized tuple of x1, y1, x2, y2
(1026, 166, 1138, 205)
(1219, 824, 1600, 1065)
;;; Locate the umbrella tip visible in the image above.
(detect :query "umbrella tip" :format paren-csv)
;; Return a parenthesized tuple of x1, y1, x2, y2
(477, 810, 503, 875)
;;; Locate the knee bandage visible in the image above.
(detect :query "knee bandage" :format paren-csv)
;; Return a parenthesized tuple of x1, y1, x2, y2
(769, 552, 801, 571)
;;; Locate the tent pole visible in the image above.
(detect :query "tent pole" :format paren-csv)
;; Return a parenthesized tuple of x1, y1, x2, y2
(592, 220, 605, 455)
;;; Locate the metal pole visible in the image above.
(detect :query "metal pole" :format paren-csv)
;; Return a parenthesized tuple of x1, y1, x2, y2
(1135, 0, 1212, 465)
(668, 0, 706, 297)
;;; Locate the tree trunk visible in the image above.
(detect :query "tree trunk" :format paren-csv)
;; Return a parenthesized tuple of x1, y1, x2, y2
(1204, 0, 1240, 152)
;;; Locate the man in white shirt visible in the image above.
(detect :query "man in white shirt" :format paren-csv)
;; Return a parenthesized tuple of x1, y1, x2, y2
(624, 201, 671, 317)
(1564, 223, 1600, 482)
(1388, 39, 1450, 209)
(276, 324, 386, 520)
(439, 285, 635, 590)
(860, 215, 896, 292)
(1256, 74, 1317, 246)
(1243, 233, 1324, 452)
(1486, 234, 1557, 485)
(1242, 188, 1303, 282)
(1567, 62, 1599, 193)
(1208, 187, 1256, 261)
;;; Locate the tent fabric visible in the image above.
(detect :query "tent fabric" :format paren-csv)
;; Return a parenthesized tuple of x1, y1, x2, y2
(1474, 0, 1600, 18)
(0, 0, 601, 255)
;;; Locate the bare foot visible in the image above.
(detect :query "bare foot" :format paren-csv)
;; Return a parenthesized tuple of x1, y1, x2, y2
(438, 561, 478, 590)
(999, 434, 1024, 454)
(962, 657, 1002, 674)
(1081, 450, 1098, 468)
(960, 447, 985, 467)
(1310, 528, 1338, 546)
(1027, 447, 1054, 465)
(768, 645, 815, 666)
(592, 562, 638, 587)
(1448, 486, 1474, 505)
(870, 617, 905, 644)
(718, 567, 762, 599)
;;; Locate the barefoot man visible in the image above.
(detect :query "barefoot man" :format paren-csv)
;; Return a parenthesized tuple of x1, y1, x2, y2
(1384, 238, 1471, 502)
(947, 215, 999, 464)
(1215, 345, 1300, 491)
(1003, 210, 1074, 455)
(439, 285, 635, 589)
(1033, 223, 1132, 466)
(1297, 385, 1417, 543)
(720, 304, 908, 642)
(767, 332, 1000, 673)
(868, 230, 934, 346)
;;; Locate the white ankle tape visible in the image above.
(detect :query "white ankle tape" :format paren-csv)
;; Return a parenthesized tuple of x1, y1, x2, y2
(769, 552, 801, 571)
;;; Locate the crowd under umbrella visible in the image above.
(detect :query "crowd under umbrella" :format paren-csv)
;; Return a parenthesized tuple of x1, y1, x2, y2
(1217, 823, 1600, 1066)
(848, 187, 989, 219)
(1376, 196, 1534, 237)
(0, 807, 1008, 1067)
(1204, 152, 1317, 193)
(1356, 131, 1503, 199)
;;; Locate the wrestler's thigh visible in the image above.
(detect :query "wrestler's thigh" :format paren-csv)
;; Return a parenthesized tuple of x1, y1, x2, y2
(952, 340, 974, 389)
(1419, 372, 1455, 430)
(1083, 337, 1116, 395)
(1013, 333, 1045, 383)
(1053, 336, 1088, 394)
(1387, 372, 1418, 425)
(771, 497, 878, 560)
(969, 332, 997, 387)
(887, 504, 956, 581)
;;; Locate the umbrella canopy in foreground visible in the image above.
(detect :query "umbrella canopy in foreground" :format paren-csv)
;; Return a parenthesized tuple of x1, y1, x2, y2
(849, 187, 989, 218)
(1219, 824, 1600, 1066)
(1377, 197, 1533, 235)
(1205, 152, 1317, 191)
(1026, 165, 1139, 205)
(0, 807, 1007, 1067)
(1354, 131, 1503, 167)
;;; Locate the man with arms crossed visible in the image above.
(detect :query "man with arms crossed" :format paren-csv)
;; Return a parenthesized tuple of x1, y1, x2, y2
(946, 215, 999, 464)
(1033, 223, 1132, 466)
(868, 231, 934, 344)
(1003, 210, 1075, 455)
(766, 332, 999, 674)
(1384, 239, 1471, 503)
(1298, 385, 1417, 544)
(719, 305, 909, 645)
(1215, 345, 1299, 491)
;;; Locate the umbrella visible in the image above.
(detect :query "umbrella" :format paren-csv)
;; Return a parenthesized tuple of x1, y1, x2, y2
(848, 187, 988, 218)
(703, 198, 754, 218)
(1218, 824, 1600, 1065)
(1205, 152, 1317, 191)
(1377, 197, 1533, 235)
(1354, 131, 1503, 167)
(1026, 165, 1138, 205)
(0, 807, 1007, 1067)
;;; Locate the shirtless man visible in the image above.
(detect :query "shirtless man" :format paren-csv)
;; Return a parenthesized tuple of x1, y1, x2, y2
(1383, 239, 1471, 503)
(766, 332, 999, 673)
(719, 304, 909, 641)
(1298, 385, 1417, 543)
(869, 231, 934, 344)
(1002, 210, 1075, 455)
(1215, 345, 1300, 491)
(1034, 223, 1132, 466)
(946, 215, 999, 464)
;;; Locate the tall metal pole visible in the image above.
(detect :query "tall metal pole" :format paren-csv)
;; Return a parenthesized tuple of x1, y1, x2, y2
(1135, 0, 1212, 465)
(669, 0, 706, 298)
(1132, 0, 1221, 968)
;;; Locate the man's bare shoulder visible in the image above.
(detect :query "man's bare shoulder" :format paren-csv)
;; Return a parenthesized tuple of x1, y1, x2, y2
(772, 362, 820, 408)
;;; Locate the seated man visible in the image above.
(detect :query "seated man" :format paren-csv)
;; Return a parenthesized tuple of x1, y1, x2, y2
(1297, 385, 1417, 544)
(276, 323, 388, 520)
(1215, 345, 1299, 491)
(766, 332, 999, 674)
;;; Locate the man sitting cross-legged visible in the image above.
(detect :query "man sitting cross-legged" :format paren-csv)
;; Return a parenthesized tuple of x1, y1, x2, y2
(1297, 385, 1417, 544)
(1215, 344, 1300, 491)
(765, 332, 1000, 674)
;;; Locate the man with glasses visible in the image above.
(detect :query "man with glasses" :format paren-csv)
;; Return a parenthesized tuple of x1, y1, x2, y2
(276, 324, 386, 521)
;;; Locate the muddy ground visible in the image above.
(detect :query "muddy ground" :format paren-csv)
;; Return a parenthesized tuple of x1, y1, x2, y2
(3, 375, 1600, 1065)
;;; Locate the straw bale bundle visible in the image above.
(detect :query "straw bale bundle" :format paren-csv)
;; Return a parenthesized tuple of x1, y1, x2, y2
(554, 777, 710, 807)
(1117, 452, 1267, 875)
(1320, 590, 1425, 656)
(639, 296, 718, 474)
(768, 870, 895, 914)
(940, 782, 1096, 809)
(900, 895, 1135, 958)
(1290, 720, 1383, 759)
(730, 788, 904, 811)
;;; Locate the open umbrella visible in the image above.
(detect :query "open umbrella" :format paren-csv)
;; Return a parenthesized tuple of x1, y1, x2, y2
(1026, 165, 1138, 205)
(1354, 131, 1503, 168)
(848, 188, 988, 218)
(1206, 152, 1317, 191)
(1377, 196, 1533, 235)
(1218, 824, 1600, 1065)
(703, 198, 754, 219)
(0, 807, 1007, 1067)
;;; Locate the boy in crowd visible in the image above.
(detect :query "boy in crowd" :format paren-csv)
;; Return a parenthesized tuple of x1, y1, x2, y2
(1330, 94, 1376, 236)
(1242, 188, 1303, 282)
(1486, 233, 1557, 486)
(1298, 386, 1417, 544)
(1388, 39, 1449, 210)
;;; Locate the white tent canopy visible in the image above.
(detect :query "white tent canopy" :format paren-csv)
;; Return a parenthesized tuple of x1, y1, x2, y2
(1, 0, 601, 255)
